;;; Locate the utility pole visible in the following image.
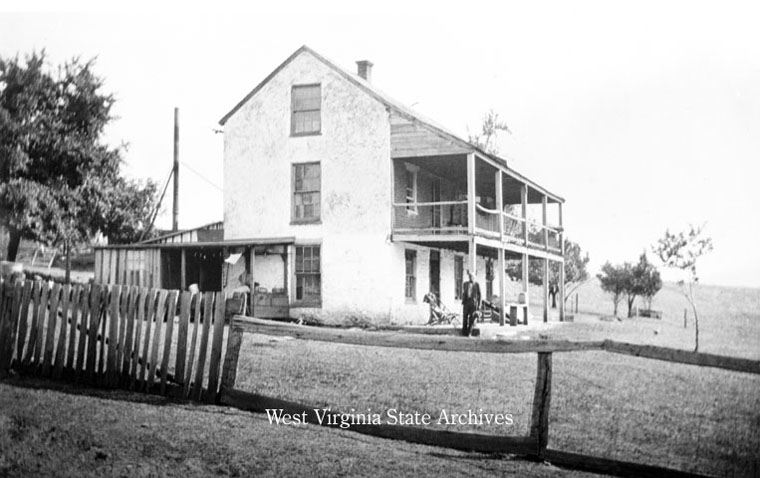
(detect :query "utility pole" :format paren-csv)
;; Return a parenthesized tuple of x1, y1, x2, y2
(172, 107, 179, 231)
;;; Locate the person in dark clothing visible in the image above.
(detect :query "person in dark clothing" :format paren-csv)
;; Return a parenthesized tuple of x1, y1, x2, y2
(461, 270, 482, 336)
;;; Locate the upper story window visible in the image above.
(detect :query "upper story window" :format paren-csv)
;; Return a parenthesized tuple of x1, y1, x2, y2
(292, 162, 321, 223)
(291, 84, 321, 136)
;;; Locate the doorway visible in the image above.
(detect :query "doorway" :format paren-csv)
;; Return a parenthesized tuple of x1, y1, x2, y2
(429, 250, 440, 298)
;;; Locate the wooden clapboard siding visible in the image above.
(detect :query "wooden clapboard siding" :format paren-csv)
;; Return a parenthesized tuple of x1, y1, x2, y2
(94, 249, 102, 283)
(390, 113, 470, 158)
(206, 291, 227, 403)
(108, 250, 117, 285)
(159, 290, 178, 394)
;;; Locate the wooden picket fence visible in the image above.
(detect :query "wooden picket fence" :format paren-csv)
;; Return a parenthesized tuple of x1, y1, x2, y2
(0, 277, 230, 403)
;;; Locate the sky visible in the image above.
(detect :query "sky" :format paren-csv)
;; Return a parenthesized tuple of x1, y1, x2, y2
(1, 1, 759, 288)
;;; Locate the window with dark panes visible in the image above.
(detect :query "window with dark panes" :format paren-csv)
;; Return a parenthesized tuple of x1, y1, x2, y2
(292, 162, 321, 222)
(295, 245, 321, 303)
(291, 84, 321, 135)
(405, 249, 416, 300)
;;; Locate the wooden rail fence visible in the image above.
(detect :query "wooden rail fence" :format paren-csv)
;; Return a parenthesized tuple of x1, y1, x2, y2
(0, 277, 229, 403)
(218, 316, 760, 478)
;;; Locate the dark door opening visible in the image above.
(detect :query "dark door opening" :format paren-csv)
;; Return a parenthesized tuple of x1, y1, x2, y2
(429, 250, 440, 298)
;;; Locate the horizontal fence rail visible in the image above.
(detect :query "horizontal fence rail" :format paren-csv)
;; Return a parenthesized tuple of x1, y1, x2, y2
(0, 277, 231, 403)
(218, 316, 759, 478)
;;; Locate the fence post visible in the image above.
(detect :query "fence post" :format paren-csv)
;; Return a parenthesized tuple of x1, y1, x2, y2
(220, 320, 244, 394)
(530, 352, 553, 458)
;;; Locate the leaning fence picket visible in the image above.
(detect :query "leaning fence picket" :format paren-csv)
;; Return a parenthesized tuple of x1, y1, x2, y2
(139, 289, 157, 387)
(15, 281, 33, 364)
(52, 284, 71, 379)
(130, 288, 148, 390)
(106, 285, 121, 387)
(32, 282, 50, 369)
(147, 290, 168, 391)
(75, 284, 90, 377)
(85, 284, 102, 383)
(192, 292, 214, 401)
(174, 291, 192, 384)
(206, 291, 227, 403)
(42, 283, 61, 376)
(159, 290, 178, 395)
(120, 285, 138, 385)
(184, 292, 202, 398)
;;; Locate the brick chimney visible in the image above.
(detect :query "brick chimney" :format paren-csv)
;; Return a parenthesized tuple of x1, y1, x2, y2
(356, 60, 373, 82)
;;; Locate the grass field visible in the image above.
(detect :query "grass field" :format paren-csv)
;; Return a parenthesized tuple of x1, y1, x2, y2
(0, 277, 758, 477)
(231, 279, 760, 477)
(0, 379, 600, 478)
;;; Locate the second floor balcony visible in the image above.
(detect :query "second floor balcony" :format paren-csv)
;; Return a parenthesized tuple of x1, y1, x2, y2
(391, 153, 564, 258)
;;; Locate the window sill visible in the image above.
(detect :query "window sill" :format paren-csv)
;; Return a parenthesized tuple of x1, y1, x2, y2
(291, 131, 321, 137)
(290, 220, 322, 226)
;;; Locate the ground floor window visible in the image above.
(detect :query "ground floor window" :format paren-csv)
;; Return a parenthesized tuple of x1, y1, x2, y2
(405, 249, 416, 300)
(295, 245, 321, 304)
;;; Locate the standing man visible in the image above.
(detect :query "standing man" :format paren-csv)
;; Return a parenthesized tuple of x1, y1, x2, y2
(461, 270, 482, 336)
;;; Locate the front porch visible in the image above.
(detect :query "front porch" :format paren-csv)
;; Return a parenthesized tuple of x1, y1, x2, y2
(391, 152, 566, 325)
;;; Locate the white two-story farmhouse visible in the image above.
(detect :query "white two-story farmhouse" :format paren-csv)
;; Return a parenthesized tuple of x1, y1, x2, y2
(218, 45, 566, 325)
(94, 45, 566, 326)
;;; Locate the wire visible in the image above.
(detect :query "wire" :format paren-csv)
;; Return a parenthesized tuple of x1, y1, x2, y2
(181, 161, 223, 192)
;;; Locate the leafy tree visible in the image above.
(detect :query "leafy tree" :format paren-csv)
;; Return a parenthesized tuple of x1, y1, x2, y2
(636, 252, 662, 311)
(653, 225, 713, 352)
(0, 51, 157, 281)
(597, 262, 627, 317)
(506, 238, 590, 305)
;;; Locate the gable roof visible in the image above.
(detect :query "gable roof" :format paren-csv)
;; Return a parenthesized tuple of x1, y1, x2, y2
(218, 45, 563, 203)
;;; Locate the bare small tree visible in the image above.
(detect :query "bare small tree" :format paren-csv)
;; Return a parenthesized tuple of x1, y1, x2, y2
(653, 225, 713, 352)
(467, 109, 511, 155)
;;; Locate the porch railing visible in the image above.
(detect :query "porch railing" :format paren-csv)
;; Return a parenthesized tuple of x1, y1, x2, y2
(392, 201, 468, 235)
(393, 201, 563, 255)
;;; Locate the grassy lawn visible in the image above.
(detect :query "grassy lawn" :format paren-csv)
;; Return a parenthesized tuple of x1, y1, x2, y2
(0, 379, 601, 478)
(232, 281, 760, 477)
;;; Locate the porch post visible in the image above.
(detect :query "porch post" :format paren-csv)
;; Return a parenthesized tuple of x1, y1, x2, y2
(496, 169, 505, 325)
(498, 248, 505, 326)
(521, 184, 529, 325)
(467, 237, 476, 275)
(467, 153, 476, 235)
(542, 195, 548, 323)
(559, 203, 565, 322)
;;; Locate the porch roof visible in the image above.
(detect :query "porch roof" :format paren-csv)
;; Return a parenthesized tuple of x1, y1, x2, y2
(95, 236, 295, 250)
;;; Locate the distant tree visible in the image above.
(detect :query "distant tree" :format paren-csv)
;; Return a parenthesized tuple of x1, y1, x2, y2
(0, 51, 157, 281)
(467, 109, 511, 155)
(653, 225, 713, 352)
(597, 262, 627, 317)
(506, 238, 590, 306)
(636, 252, 662, 311)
